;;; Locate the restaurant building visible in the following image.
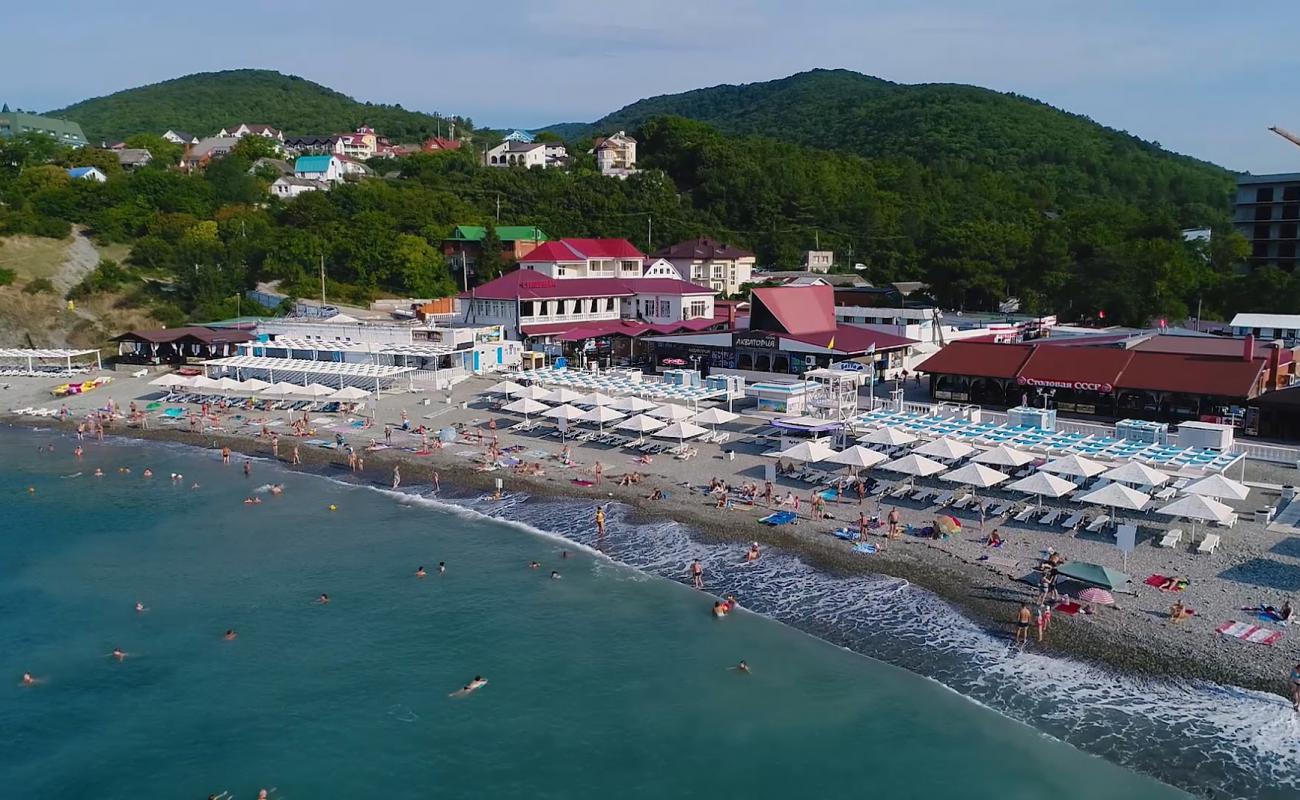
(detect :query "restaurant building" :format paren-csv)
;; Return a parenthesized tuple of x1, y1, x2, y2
(916, 334, 1297, 433)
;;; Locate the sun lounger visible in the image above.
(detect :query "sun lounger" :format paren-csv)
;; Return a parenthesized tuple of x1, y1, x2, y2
(1153, 486, 1176, 501)
(930, 490, 954, 508)
(1086, 514, 1110, 532)
(1060, 512, 1084, 530)
(1214, 513, 1238, 529)
(950, 493, 974, 510)
(1013, 506, 1036, 523)
(1197, 533, 1221, 554)
(1038, 509, 1061, 526)
(1158, 528, 1182, 548)
(889, 483, 912, 499)
(910, 486, 932, 503)
(989, 502, 1011, 518)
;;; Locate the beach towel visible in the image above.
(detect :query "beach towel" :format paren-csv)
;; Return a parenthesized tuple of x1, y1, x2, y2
(853, 543, 878, 554)
(1054, 601, 1082, 616)
(759, 511, 797, 526)
(1216, 621, 1283, 646)
(833, 528, 860, 541)
(571, 479, 595, 487)
(1145, 575, 1188, 592)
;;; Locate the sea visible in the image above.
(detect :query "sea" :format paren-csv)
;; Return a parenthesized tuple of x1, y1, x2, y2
(1, 426, 1297, 800)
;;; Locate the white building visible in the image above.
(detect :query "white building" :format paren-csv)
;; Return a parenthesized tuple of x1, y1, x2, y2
(517, 238, 646, 280)
(803, 250, 834, 273)
(1229, 313, 1300, 345)
(294, 155, 344, 184)
(219, 124, 284, 142)
(66, 167, 107, 182)
(161, 129, 198, 145)
(642, 258, 684, 280)
(592, 131, 637, 178)
(486, 140, 547, 169)
(652, 237, 755, 296)
(271, 176, 330, 199)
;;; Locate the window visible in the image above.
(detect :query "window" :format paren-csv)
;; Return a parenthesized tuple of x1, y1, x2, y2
(1255, 224, 1272, 240)
(1285, 205, 1300, 221)
(687, 300, 708, 319)
(657, 300, 671, 317)
(1255, 207, 1273, 221)
(1257, 187, 1275, 203)
(1285, 187, 1300, 202)
(1283, 223, 1298, 240)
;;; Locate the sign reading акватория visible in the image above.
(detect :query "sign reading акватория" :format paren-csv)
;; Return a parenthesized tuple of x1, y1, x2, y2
(1017, 376, 1114, 393)
(733, 334, 778, 350)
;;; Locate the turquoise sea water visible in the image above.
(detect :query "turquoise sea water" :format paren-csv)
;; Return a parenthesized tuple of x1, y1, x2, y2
(0, 427, 1288, 798)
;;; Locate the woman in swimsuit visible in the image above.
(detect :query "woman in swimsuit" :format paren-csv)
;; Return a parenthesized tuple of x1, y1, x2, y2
(1291, 664, 1300, 712)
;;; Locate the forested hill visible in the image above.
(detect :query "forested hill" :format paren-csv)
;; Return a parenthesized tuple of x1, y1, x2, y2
(587, 69, 1233, 210)
(50, 70, 466, 143)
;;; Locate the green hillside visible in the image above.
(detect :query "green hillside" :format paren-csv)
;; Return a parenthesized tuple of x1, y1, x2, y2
(49, 69, 467, 143)
(584, 68, 1233, 209)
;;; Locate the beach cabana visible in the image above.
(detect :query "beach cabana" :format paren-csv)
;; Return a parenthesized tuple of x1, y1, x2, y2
(971, 445, 1036, 469)
(648, 403, 695, 421)
(1184, 474, 1250, 502)
(860, 427, 918, 448)
(578, 405, 625, 432)
(940, 462, 1009, 489)
(1039, 454, 1108, 480)
(1005, 472, 1076, 508)
(609, 395, 658, 414)
(879, 453, 947, 481)
(914, 437, 975, 461)
(1055, 561, 1130, 591)
(778, 440, 838, 463)
(1099, 462, 1170, 489)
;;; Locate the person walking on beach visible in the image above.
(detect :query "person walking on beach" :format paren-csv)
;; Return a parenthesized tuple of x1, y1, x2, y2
(292, 445, 301, 466)
(887, 507, 900, 539)
(858, 512, 869, 542)
(431, 470, 440, 492)
(392, 465, 401, 490)
(271, 434, 279, 459)
(1034, 602, 1051, 642)
(855, 480, 865, 506)
(689, 559, 704, 589)
(1015, 604, 1032, 644)
(763, 481, 773, 507)
(595, 505, 606, 536)
(385, 424, 393, 445)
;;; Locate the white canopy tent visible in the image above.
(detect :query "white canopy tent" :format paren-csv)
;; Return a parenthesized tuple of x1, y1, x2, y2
(972, 445, 1036, 469)
(203, 355, 415, 394)
(0, 347, 101, 375)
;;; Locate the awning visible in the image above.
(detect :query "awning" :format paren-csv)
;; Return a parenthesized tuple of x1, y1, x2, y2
(1054, 561, 1130, 590)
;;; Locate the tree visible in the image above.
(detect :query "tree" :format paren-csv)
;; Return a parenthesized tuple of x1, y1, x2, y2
(392, 234, 454, 297)
(478, 224, 505, 281)
(231, 135, 283, 162)
(124, 133, 183, 167)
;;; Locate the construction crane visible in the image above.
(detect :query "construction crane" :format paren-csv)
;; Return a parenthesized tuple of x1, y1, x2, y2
(1268, 126, 1300, 149)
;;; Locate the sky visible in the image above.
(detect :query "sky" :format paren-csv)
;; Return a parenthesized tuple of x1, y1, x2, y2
(7, 0, 1300, 172)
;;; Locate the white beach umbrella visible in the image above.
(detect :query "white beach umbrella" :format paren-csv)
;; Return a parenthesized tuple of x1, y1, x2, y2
(260, 381, 302, 397)
(615, 413, 666, 443)
(190, 375, 222, 390)
(1005, 472, 1077, 508)
(879, 453, 948, 479)
(972, 445, 1036, 468)
(1100, 462, 1170, 488)
(609, 395, 658, 413)
(692, 407, 740, 427)
(1040, 454, 1108, 480)
(1185, 474, 1251, 502)
(150, 373, 193, 388)
(292, 383, 336, 398)
(649, 403, 694, 421)
(940, 462, 1009, 489)
(825, 445, 888, 471)
(208, 377, 244, 392)
(541, 387, 585, 404)
(653, 420, 708, 448)
(486, 380, 525, 397)
(1075, 483, 1151, 528)
(577, 391, 618, 407)
(578, 405, 625, 432)
(517, 384, 552, 401)
(503, 397, 549, 420)
(859, 427, 918, 447)
(1156, 493, 1234, 540)
(914, 437, 976, 461)
(542, 403, 586, 422)
(330, 386, 370, 401)
(234, 377, 270, 393)
(778, 440, 838, 463)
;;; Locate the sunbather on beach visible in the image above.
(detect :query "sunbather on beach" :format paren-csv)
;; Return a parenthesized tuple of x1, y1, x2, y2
(1169, 601, 1193, 623)
(986, 530, 1004, 548)
(1158, 576, 1188, 591)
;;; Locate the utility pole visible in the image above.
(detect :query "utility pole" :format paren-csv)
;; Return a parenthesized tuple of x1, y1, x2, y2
(461, 251, 469, 293)
(647, 215, 653, 252)
(495, 193, 501, 223)
(814, 229, 820, 250)
(319, 252, 326, 307)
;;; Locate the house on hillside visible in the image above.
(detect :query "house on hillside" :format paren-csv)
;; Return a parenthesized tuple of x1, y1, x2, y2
(294, 155, 344, 183)
(591, 131, 637, 178)
(183, 136, 239, 169)
(486, 140, 546, 169)
(271, 176, 330, 199)
(219, 124, 284, 141)
(116, 148, 153, 169)
(338, 127, 378, 159)
(161, 129, 199, 146)
(335, 155, 373, 178)
(643, 258, 684, 280)
(67, 166, 107, 182)
(0, 106, 88, 148)
(283, 134, 343, 156)
(653, 237, 755, 296)
(423, 136, 461, 152)
(443, 225, 549, 278)
(803, 250, 834, 273)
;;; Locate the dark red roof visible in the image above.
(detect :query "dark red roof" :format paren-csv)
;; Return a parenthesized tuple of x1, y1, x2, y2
(780, 324, 916, 354)
(519, 238, 644, 262)
(653, 237, 754, 261)
(467, 271, 712, 301)
(1117, 352, 1266, 397)
(521, 315, 730, 341)
(1018, 346, 1131, 389)
(749, 285, 836, 336)
(915, 341, 1034, 378)
(1130, 334, 1283, 360)
(112, 327, 254, 345)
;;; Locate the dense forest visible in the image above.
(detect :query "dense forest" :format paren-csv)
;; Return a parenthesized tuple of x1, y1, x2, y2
(0, 67, 1291, 332)
(49, 70, 467, 143)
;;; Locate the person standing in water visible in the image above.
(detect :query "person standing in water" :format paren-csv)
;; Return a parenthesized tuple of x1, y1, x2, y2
(689, 559, 704, 589)
(1290, 663, 1300, 712)
(595, 505, 606, 536)
(392, 465, 401, 490)
(1015, 604, 1032, 644)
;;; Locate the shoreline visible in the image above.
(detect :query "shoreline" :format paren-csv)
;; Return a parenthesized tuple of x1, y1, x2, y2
(12, 414, 1283, 698)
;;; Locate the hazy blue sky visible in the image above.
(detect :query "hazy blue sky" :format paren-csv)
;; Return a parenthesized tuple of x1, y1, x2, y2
(7, 1, 1300, 172)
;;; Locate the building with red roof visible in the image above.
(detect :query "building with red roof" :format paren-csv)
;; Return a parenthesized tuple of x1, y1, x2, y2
(916, 333, 1297, 430)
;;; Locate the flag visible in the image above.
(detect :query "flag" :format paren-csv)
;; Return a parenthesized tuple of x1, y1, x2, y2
(866, 343, 876, 356)
(826, 335, 835, 350)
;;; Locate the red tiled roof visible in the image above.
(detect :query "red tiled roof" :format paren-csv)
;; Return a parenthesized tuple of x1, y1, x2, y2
(1130, 334, 1284, 360)
(519, 238, 644, 262)
(915, 341, 1034, 379)
(653, 237, 754, 261)
(779, 324, 916, 354)
(749, 285, 836, 336)
(1018, 346, 1131, 389)
(466, 271, 713, 301)
(521, 319, 653, 340)
(1117, 352, 1266, 397)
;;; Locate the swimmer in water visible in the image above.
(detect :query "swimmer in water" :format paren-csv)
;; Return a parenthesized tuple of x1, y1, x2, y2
(224, 629, 237, 641)
(269, 484, 284, 496)
(438, 562, 445, 575)
(734, 661, 750, 674)
(316, 593, 329, 605)
(550, 570, 561, 580)
(21, 672, 40, 686)
(244, 461, 252, 477)
(191, 482, 200, 490)
(744, 542, 760, 562)
(142, 469, 153, 478)
(243, 496, 261, 505)
(135, 602, 147, 613)
(94, 468, 103, 477)
(416, 565, 427, 578)
(529, 561, 540, 569)
(449, 676, 488, 697)
(712, 601, 727, 618)
(111, 647, 127, 661)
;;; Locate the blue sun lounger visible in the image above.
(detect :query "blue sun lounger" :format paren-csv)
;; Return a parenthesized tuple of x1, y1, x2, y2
(759, 510, 797, 526)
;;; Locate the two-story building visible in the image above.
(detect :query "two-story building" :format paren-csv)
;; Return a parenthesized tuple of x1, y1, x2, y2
(486, 140, 547, 169)
(0, 106, 87, 148)
(294, 155, 344, 184)
(338, 127, 378, 159)
(219, 124, 284, 142)
(592, 131, 637, 178)
(443, 225, 549, 281)
(518, 238, 646, 279)
(183, 136, 238, 170)
(803, 250, 834, 273)
(652, 237, 755, 296)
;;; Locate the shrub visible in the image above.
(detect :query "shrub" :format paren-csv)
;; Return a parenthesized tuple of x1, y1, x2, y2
(23, 277, 55, 294)
(0, 267, 16, 287)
